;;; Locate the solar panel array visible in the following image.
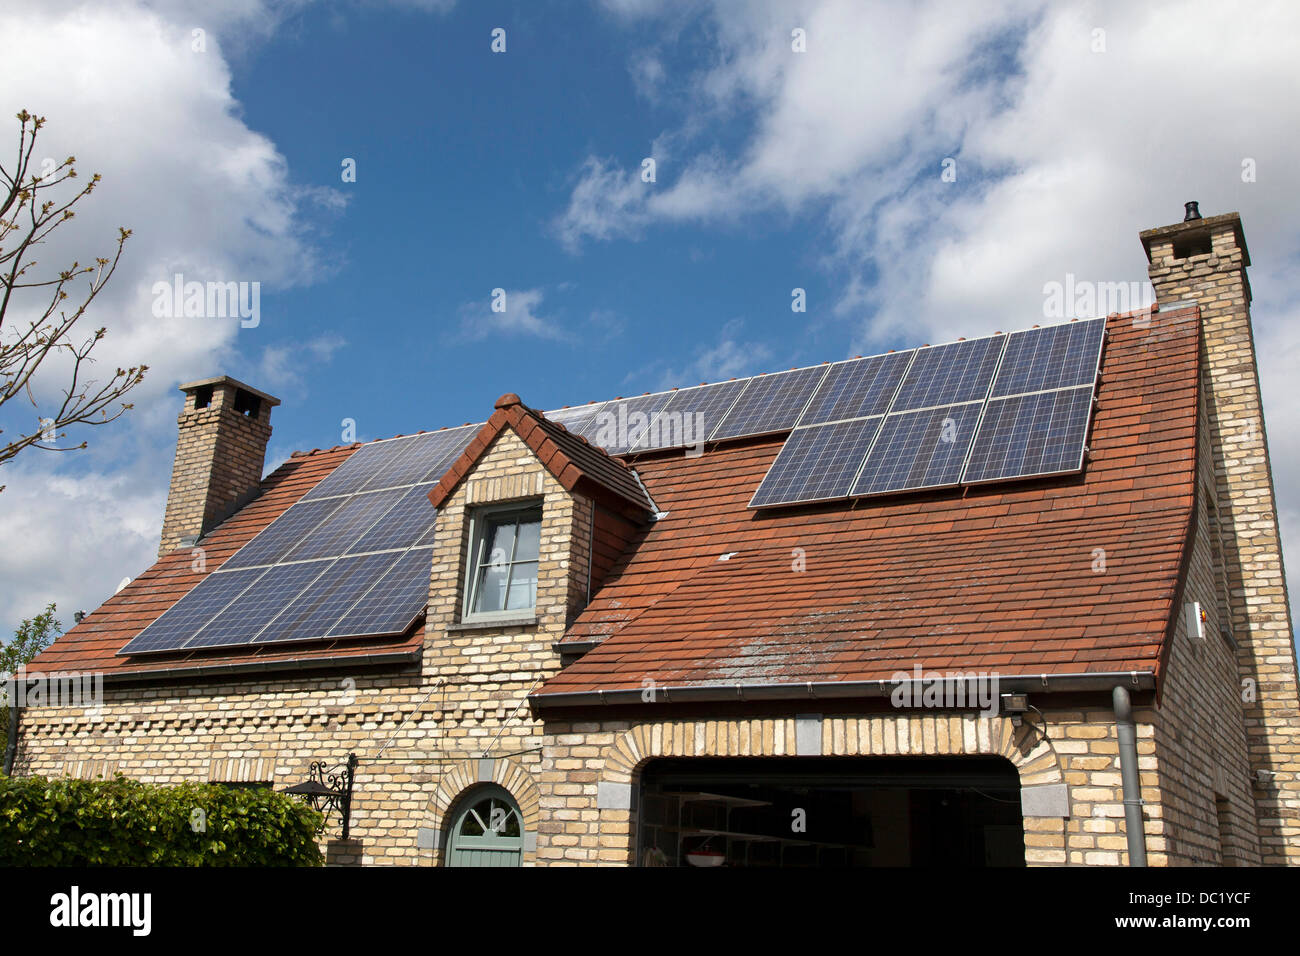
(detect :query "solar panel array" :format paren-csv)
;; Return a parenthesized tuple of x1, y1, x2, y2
(120, 425, 479, 656)
(750, 318, 1105, 508)
(123, 318, 1104, 656)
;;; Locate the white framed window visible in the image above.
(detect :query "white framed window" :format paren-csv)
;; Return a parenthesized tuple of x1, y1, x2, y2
(463, 503, 542, 622)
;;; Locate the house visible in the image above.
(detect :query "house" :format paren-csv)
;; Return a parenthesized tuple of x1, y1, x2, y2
(10, 207, 1299, 866)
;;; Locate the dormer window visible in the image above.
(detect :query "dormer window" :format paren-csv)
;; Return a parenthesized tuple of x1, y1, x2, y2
(464, 503, 543, 621)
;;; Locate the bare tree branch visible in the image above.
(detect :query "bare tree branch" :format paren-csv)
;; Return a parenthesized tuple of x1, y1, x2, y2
(0, 110, 148, 491)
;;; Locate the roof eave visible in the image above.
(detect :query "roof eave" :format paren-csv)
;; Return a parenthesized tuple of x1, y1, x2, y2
(89, 648, 422, 686)
(529, 670, 1158, 711)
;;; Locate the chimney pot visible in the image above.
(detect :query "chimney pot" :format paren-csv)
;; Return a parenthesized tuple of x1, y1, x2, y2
(1184, 201, 1202, 222)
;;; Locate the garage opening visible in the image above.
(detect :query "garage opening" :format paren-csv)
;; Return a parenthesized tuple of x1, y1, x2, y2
(638, 756, 1024, 867)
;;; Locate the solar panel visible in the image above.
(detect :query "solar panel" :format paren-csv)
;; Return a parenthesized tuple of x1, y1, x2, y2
(255, 551, 401, 644)
(302, 436, 416, 500)
(185, 559, 334, 650)
(797, 350, 914, 425)
(749, 417, 884, 507)
(585, 391, 676, 454)
(708, 365, 830, 441)
(119, 567, 267, 654)
(347, 483, 437, 555)
(851, 402, 984, 497)
(962, 385, 1095, 484)
(281, 488, 404, 563)
(222, 497, 346, 570)
(355, 426, 477, 491)
(889, 336, 1006, 412)
(327, 546, 434, 638)
(991, 319, 1105, 398)
(544, 402, 608, 440)
(634, 379, 751, 452)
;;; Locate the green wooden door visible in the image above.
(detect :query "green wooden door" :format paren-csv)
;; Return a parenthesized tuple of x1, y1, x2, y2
(447, 787, 524, 867)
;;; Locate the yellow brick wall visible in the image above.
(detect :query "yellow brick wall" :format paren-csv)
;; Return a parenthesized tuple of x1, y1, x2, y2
(1145, 218, 1300, 863)
(15, 425, 591, 866)
(536, 709, 1167, 866)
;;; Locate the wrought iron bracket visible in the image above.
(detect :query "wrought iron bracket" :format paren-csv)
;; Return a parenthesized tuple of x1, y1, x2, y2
(284, 752, 358, 840)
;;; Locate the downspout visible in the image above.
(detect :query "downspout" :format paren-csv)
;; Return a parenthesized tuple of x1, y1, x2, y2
(1112, 685, 1148, 866)
(4, 680, 19, 776)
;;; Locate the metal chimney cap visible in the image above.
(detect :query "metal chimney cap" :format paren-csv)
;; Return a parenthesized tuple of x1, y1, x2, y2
(1183, 201, 1202, 222)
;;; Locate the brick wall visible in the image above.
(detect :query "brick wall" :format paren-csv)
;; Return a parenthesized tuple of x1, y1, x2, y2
(1145, 372, 1261, 864)
(536, 707, 1167, 866)
(16, 425, 595, 866)
(1143, 213, 1300, 863)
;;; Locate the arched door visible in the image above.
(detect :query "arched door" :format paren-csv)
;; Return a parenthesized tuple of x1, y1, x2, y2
(446, 785, 524, 867)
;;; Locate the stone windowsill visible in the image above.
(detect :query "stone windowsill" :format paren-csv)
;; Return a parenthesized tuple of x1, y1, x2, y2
(446, 614, 538, 632)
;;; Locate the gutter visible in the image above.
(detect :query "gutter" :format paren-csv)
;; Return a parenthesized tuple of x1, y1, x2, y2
(530, 669, 1155, 710)
(94, 649, 422, 687)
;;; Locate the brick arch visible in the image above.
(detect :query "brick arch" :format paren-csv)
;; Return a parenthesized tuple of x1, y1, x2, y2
(426, 756, 542, 838)
(598, 715, 1064, 789)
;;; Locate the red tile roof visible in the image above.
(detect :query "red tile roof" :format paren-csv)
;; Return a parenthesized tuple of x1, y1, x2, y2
(428, 393, 655, 516)
(534, 307, 1200, 700)
(32, 308, 1200, 698)
(27, 444, 425, 678)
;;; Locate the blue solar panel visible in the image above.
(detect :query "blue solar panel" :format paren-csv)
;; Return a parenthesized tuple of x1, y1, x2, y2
(797, 350, 914, 425)
(709, 365, 830, 441)
(119, 567, 267, 654)
(327, 547, 434, 638)
(302, 436, 415, 500)
(852, 402, 984, 496)
(185, 559, 334, 650)
(544, 402, 609, 440)
(222, 497, 346, 570)
(585, 392, 677, 453)
(281, 488, 404, 563)
(354, 426, 477, 491)
(634, 379, 751, 452)
(749, 417, 884, 507)
(347, 483, 437, 555)
(991, 319, 1105, 397)
(255, 552, 401, 644)
(962, 385, 1095, 484)
(890, 336, 1006, 412)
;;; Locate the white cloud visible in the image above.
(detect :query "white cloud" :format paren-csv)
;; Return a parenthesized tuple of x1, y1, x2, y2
(560, 0, 1300, 611)
(0, 0, 353, 632)
(642, 317, 774, 391)
(0, 459, 165, 633)
(454, 288, 570, 342)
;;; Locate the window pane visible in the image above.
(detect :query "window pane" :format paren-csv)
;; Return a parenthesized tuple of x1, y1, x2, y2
(505, 561, 538, 611)
(514, 518, 541, 562)
(472, 562, 508, 613)
(460, 807, 486, 836)
(496, 802, 521, 837)
(486, 519, 517, 566)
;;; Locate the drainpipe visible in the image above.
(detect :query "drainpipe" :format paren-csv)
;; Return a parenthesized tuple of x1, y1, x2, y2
(1112, 685, 1147, 866)
(4, 680, 19, 776)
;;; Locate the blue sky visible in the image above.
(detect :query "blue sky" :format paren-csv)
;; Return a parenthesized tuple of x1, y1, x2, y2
(228, 2, 844, 449)
(2, 0, 1299, 633)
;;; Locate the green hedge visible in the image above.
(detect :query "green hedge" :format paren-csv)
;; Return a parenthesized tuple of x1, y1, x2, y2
(0, 775, 324, 866)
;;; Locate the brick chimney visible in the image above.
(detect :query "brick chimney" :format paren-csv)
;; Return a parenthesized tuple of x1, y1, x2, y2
(1141, 209, 1300, 864)
(158, 376, 280, 557)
